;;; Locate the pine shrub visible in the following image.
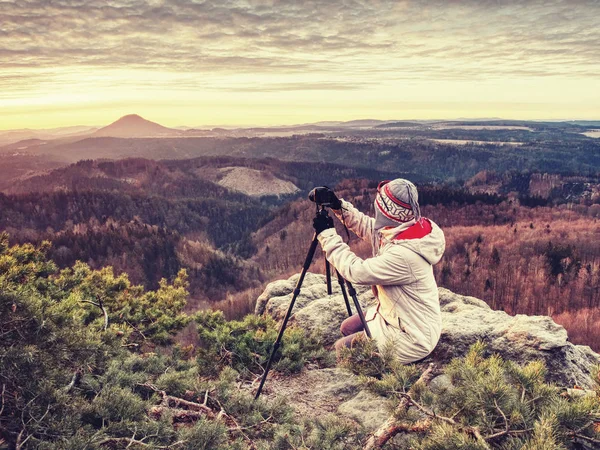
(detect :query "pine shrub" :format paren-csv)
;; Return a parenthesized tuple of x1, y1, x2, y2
(342, 340, 600, 449)
(195, 310, 334, 378)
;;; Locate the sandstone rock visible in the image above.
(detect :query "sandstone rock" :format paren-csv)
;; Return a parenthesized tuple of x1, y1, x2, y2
(256, 273, 600, 389)
(337, 390, 394, 430)
(255, 273, 373, 345)
(431, 288, 600, 389)
(258, 367, 391, 431)
(428, 374, 453, 395)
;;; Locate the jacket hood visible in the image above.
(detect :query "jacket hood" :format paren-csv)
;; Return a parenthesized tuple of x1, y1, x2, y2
(379, 218, 445, 265)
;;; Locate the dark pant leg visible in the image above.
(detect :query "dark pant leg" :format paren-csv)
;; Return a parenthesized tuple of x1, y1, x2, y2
(340, 313, 364, 336)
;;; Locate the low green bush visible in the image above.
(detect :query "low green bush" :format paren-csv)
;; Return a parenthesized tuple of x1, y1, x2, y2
(195, 310, 334, 378)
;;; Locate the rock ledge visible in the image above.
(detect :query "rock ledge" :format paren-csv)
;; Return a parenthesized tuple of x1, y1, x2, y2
(256, 273, 600, 389)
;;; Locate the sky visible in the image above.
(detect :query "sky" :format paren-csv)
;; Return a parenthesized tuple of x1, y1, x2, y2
(1, 0, 599, 129)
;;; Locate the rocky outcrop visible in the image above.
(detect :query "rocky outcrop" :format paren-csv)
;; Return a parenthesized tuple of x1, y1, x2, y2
(217, 167, 300, 197)
(259, 367, 393, 431)
(433, 289, 600, 389)
(255, 272, 375, 346)
(256, 273, 600, 389)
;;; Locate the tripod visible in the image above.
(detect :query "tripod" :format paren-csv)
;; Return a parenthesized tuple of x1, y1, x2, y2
(254, 206, 371, 400)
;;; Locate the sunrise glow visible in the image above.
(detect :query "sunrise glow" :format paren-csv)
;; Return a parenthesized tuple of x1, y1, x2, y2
(1, 0, 599, 128)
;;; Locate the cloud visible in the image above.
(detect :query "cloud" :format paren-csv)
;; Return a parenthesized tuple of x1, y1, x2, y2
(1, 0, 599, 97)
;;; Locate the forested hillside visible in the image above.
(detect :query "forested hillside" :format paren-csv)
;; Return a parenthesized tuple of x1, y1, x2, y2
(4, 130, 600, 181)
(0, 158, 391, 304)
(2, 157, 390, 198)
(0, 154, 65, 190)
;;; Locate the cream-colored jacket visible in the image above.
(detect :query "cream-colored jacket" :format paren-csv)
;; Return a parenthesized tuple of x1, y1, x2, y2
(317, 199, 446, 363)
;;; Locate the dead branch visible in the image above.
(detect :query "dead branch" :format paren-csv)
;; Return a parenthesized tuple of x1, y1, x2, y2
(485, 400, 509, 440)
(230, 415, 273, 432)
(139, 382, 215, 417)
(16, 395, 38, 450)
(139, 381, 267, 448)
(573, 434, 600, 449)
(363, 363, 436, 450)
(0, 384, 5, 416)
(15, 428, 30, 450)
(64, 370, 82, 393)
(364, 363, 535, 449)
(149, 405, 211, 423)
(98, 436, 185, 448)
(81, 299, 109, 330)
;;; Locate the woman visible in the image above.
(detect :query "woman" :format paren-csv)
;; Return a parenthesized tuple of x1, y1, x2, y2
(314, 179, 446, 363)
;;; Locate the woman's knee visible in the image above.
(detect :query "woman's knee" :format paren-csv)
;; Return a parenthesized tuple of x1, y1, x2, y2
(339, 319, 351, 336)
(340, 314, 363, 336)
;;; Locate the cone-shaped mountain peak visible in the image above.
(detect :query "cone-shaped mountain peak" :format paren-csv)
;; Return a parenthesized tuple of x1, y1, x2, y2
(94, 114, 178, 137)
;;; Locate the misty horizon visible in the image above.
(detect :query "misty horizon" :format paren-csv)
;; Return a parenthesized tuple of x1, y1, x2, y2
(2, 113, 600, 134)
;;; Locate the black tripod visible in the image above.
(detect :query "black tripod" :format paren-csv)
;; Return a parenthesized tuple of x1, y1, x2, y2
(254, 206, 371, 400)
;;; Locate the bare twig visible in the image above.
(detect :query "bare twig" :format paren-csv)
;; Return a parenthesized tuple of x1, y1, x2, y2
(31, 403, 51, 424)
(125, 429, 137, 449)
(364, 363, 436, 450)
(399, 392, 460, 427)
(150, 405, 209, 422)
(573, 434, 600, 446)
(229, 415, 273, 432)
(450, 406, 465, 420)
(126, 320, 147, 340)
(0, 384, 5, 416)
(212, 397, 254, 446)
(81, 299, 109, 330)
(568, 421, 600, 449)
(485, 400, 509, 440)
(573, 420, 595, 435)
(98, 437, 185, 448)
(400, 392, 492, 444)
(16, 427, 32, 450)
(16, 395, 38, 450)
(139, 382, 215, 417)
(64, 370, 81, 393)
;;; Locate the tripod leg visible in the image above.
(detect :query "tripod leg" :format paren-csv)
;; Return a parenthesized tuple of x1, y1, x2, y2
(254, 234, 320, 400)
(325, 260, 332, 295)
(335, 270, 353, 317)
(345, 280, 372, 339)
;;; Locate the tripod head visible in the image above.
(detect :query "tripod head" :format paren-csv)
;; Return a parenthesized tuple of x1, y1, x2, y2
(315, 203, 331, 216)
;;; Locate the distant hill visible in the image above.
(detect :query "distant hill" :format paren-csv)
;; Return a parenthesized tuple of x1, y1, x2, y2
(374, 121, 424, 128)
(0, 125, 97, 146)
(93, 114, 180, 138)
(2, 156, 392, 199)
(0, 154, 66, 190)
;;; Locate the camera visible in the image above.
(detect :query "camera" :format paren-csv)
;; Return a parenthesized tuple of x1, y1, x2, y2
(308, 186, 336, 206)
